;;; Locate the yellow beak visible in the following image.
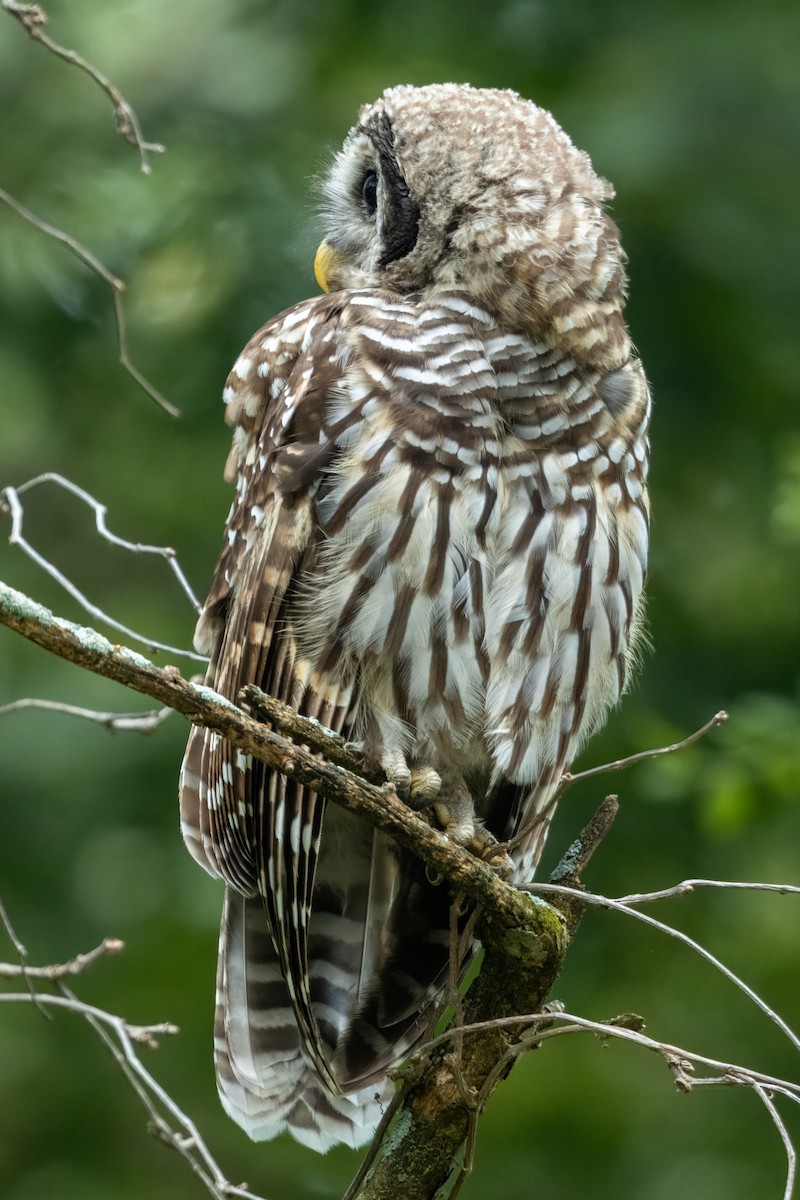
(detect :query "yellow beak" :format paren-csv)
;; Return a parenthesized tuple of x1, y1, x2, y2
(313, 239, 341, 294)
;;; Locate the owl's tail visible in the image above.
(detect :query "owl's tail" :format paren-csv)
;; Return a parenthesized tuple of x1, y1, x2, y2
(213, 889, 387, 1152)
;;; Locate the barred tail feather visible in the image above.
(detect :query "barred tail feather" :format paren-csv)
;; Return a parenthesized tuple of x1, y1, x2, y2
(214, 889, 388, 1152)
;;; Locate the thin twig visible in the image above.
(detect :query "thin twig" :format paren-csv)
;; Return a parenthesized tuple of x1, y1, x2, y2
(616, 878, 800, 905)
(0, 893, 47, 1013)
(0, 895, 30, 967)
(525, 881, 800, 1053)
(0, 910, 255, 1196)
(1, 477, 204, 659)
(2, 976, 266, 1200)
(55, 980, 268, 1200)
(0, 989, 177, 1042)
(9, 472, 202, 607)
(0, 896, 270, 1200)
(2, 1, 164, 172)
(0, 936, 124, 979)
(750, 1081, 796, 1200)
(560, 710, 728, 789)
(0, 189, 178, 416)
(0, 697, 175, 732)
(416, 1010, 800, 1104)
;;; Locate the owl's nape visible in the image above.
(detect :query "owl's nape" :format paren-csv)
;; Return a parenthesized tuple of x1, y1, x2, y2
(180, 82, 650, 1152)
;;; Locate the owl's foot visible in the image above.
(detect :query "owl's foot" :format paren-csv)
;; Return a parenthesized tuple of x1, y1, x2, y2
(381, 750, 442, 802)
(432, 771, 512, 872)
(382, 752, 511, 872)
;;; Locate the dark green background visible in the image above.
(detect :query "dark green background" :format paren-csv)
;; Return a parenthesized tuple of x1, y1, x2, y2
(1, 2, 799, 1197)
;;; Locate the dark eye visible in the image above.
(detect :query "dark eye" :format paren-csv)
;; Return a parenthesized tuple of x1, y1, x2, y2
(361, 170, 378, 217)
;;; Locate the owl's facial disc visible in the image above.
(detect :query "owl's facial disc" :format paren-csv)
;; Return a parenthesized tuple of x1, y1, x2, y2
(316, 108, 420, 292)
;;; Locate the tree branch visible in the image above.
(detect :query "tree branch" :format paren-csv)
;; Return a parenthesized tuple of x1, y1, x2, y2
(2, 584, 796, 1197)
(18, 577, 788, 1200)
(0, 580, 558, 925)
(0, 579, 605, 1195)
(0, 696, 175, 732)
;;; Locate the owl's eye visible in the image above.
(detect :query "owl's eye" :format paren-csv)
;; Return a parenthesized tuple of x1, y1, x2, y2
(361, 170, 378, 217)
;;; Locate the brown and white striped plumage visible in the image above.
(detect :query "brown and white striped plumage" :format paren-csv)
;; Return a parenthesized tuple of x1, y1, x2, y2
(180, 83, 650, 1151)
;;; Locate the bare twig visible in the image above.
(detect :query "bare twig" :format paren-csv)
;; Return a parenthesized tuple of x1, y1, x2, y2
(525, 881, 800, 1053)
(560, 710, 729, 789)
(0, 893, 49, 1014)
(0, 990, 177, 1042)
(0, 697, 175, 732)
(0, 189, 178, 416)
(751, 1081, 797, 1200)
(617, 878, 800, 905)
(0, 936, 124, 980)
(0, 982, 266, 1200)
(0, 894, 30, 968)
(1, 475, 204, 660)
(0, 902, 270, 1200)
(8, 474, 203, 613)
(415, 1010, 800, 1106)
(2, 1, 164, 172)
(61, 986, 268, 1200)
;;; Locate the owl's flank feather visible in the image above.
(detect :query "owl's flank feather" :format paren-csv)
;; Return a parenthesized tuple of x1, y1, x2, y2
(180, 82, 650, 1152)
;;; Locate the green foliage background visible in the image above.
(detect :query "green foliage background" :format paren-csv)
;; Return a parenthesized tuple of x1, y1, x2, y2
(1, 2, 799, 1197)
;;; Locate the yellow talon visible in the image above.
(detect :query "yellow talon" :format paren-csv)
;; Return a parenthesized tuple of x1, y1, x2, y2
(313, 239, 341, 293)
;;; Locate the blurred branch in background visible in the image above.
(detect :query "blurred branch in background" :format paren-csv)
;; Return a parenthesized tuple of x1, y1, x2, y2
(2, 0, 164, 171)
(0, 186, 178, 417)
(0, 2, 176, 415)
(0, 578, 797, 1199)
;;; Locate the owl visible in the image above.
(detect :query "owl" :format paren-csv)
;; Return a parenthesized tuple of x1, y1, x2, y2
(180, 83, 650, 1153)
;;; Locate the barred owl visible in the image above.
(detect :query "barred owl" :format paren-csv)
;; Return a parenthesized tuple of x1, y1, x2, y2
(180, 83, 650, 1152)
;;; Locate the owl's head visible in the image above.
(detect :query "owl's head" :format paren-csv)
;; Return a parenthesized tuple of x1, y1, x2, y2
(315, 83, 630, 365)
